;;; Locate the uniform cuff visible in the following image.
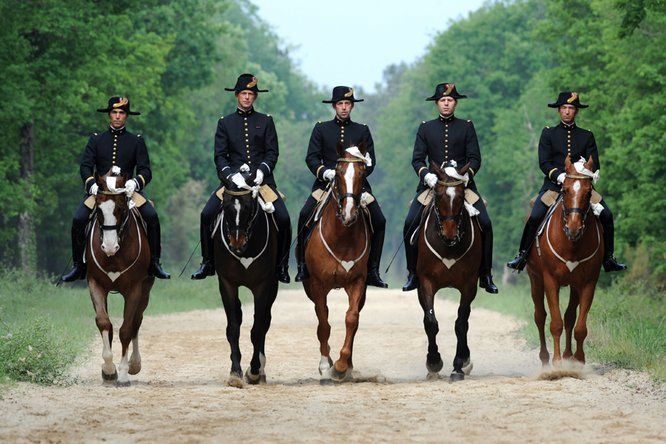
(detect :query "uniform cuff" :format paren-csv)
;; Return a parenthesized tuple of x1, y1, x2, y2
(417, 166, 428, 180)
(548, 168, 559, 180)
(84, 176, 95, 190)
(469, 168, 475, 177)
(259, 162, 271, 176)
(316, 165, 325, 180)
(136, 175, 146, 189)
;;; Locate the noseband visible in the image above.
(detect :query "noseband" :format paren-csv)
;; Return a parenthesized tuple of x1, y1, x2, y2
(432, 178, 465, 246)
(333, 157, 366, 217)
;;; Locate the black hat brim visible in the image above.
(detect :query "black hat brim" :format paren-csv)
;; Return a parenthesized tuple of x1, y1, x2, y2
(96, 107, 140, 115)
(225, 88, 269, 93)
(426, 94, 467, 101)
(322, 98, 364, 104)
(548, 102, 588, 108)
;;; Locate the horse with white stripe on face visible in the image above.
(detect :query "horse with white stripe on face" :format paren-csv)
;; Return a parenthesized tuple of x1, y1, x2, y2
(302, 144, 372, 382)
(213, 171, 280, 387)
(87, 169, 153, 387)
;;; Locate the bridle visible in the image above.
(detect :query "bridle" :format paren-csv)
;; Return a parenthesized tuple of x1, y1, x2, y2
(431, 178, 465, 246)
(222, 188, 260, 243)
(95, 189, 131, 241)
(332, 157, 366, 220)
(561, 173, 592, 238)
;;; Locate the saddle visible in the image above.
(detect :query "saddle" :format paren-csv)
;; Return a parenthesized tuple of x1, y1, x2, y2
(416, 188, 485, 207)
(210, 185, 286, 237)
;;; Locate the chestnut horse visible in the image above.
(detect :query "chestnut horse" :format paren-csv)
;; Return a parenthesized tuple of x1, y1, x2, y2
(527, 155, 603, 366)
(212, 177, 279, 387)
(87, 170, 153, 386)
(416, 162, 481, 381)
(302, 145, 371, 382)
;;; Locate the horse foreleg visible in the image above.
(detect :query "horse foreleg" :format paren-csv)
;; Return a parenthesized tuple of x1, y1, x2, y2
(305, 279, 333, 377)
(573, 284, 596, 364)
(563, 287, 579, 360)
(219, 279, 243, 387)
(247, 280, 278, 385)
(89, 279, 116, 382)
(529, 274, 549, 366)
(544, 276, 563, 365)
(451, 283, 477, 382)
(129, 278, 151, 376)
(418, 278, 442, 376)
(117, 286, 143, 387)
(332, 279, 366, 381)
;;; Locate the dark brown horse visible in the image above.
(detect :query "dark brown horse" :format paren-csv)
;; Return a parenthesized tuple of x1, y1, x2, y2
(302, 145, 371, 381)
(213, 177, 279, 387)
(527, 155, 603, 366)
(87, 170, 153, 386)
(416, 162, 482, 381)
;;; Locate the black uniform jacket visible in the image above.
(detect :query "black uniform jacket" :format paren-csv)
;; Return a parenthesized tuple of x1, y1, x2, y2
(538, 121, 600, 192)
(411, 115, 481, 193)
(305, 117, 376, 192)
(80, 126, 151, 192)
(214, 107, 279, 187)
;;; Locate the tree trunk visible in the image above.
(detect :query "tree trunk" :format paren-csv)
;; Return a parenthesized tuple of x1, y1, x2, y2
(18, 121, 36, 273)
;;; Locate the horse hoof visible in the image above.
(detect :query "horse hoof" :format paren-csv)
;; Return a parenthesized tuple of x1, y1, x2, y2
(102, 370, 118, 381)
(128, 362, 141, 375)
(318, 356, 333, 376)
(245, 368, 265, 385)
(426, 372, 440, 381)
(330, 365, 352, 382)
(426, 356, 443, 373)
(462, 359, 473, 375)
(450, 371, 465, 382)
(116, 379, 131, 388)
(228, 373, 244, 388)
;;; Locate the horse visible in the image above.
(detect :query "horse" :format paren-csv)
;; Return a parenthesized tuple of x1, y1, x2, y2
(86, 170, 153, 387)
(527, 155, 603, 366)
(415, 162, 481, 381)
(212, 176, 279, 387)
(302, 145, 372, 382)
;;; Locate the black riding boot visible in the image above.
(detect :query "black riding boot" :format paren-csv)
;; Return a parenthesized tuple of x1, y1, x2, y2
(600, 216, 627, 272)
(366, 225, 388, 288)
(191, 222, 215, 280)
(146, 219, 170, 279)
(59, 224, 87, 283)
(295, 218, 310, 282)
(507, 220, 539, 272)
(402, 239, 419, 291)
(478, 229, 498, 294)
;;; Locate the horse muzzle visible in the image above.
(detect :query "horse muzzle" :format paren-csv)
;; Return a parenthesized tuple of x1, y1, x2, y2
(101, 241, 120, 256)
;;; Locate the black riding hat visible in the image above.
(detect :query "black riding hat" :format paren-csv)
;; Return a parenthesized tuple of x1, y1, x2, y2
(426, 83, 467, 101)
(322, 86, 364, 104)
(97, 96, 140, 115)
(548, 91, 589, 108)
(225, 73, 269, 94)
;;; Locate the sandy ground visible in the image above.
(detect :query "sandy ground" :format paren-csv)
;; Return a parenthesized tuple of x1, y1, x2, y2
(1, 288, 664, 443)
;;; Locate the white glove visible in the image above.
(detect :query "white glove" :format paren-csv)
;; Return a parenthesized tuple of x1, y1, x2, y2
(424, 173, 438, 189)
(124, 179, 137, 197)
(323, 169, 335, 181)
(557, 173, 566, 184)
(254, 169, 264, 185)
(231, 172, 250, 189)
(239, 163, 250, 173)
(88, 183, 99, 195)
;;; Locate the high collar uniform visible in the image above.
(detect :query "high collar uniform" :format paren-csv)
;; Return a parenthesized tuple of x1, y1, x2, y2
(411, 114, 481, 192)
(305, 117, 376, 191)
(80, 126, 151, 191)
(538, 121, 600, 192)
(214, 107, 279, 186)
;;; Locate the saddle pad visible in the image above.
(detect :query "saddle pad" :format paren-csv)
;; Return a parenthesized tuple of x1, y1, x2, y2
(84, 192, 146, 210)
(540, 190, 559, 207)
(259, 185, 279, 203)
(417, 189, 481, 207)
(311, 188, 326, 202)
(591, 189, 602, 205)
(362, 192, 375, 206)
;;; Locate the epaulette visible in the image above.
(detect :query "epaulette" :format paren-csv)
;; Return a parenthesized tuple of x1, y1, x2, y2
(92, 132, 98, 136)
(220, 116, 224, 119)
(267, 114, 271, 117)
(137, 134, 142, 137)
(545, 126, 550, 129)
(317, 121, 322, 124)
(421, 121, 426, 124)
(467, 120, 472, 123)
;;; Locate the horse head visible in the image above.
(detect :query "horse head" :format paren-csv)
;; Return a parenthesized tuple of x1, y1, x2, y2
(334, 143, 368, 227)
(222, 181, 259, 255)
(432, 161, 469, 247)
(95, 169, 131, 257)
(562, 155, 595, 242)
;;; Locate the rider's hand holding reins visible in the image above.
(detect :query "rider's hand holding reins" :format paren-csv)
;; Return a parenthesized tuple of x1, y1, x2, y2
(124, 179, 138, 197)
(89, 183, 99, 195)
(424, 173, 438, 188)
(557, 173, 566, 184)
(323, 169, 335, 181)
(254, 169, 264, 185)
(231, 172, 251, 190)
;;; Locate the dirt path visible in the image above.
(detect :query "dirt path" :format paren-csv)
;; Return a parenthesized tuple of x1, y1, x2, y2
(1, 289, 664, 443)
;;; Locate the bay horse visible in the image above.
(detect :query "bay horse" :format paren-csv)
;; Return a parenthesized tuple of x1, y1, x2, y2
(87, 170, 153, 387)
(212, 176, 279, 387)
(527, 155, 603, 366)
(416, 162, 481, 381)
(302, 145, 372, 382)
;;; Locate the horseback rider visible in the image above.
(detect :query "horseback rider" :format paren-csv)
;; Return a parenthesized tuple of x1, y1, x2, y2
(507, 92, 627, 272)
(59, 97, 170, 282)
(402, 83, 498, 293)
(191, 73, 292, 283)
(294, 86, 388, 288)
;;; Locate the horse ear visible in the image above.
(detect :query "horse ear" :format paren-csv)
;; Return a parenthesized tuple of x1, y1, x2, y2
(565, 155, 573, 173)
(458, 162, 471, 176)
(357, 140, 367, 154)
(585, 155, 595, 172)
